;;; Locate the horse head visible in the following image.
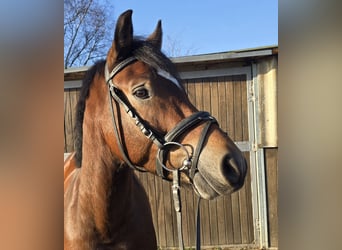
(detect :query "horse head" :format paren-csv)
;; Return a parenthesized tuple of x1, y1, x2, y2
(98, 10, 247, 199)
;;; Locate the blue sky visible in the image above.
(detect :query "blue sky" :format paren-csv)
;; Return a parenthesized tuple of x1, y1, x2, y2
(109, 0, 278, 56)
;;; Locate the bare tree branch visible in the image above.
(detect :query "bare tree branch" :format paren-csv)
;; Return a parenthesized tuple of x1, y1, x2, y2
(64, 1, 197, 68)
(163, 34, 198, 57)
(64, 0, 113, 68)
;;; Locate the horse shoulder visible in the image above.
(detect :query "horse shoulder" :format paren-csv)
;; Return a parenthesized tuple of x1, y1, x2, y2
(64, 154, 87, 248)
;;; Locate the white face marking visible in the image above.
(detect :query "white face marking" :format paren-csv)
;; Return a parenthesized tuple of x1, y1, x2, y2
(156, 69, 183, 90)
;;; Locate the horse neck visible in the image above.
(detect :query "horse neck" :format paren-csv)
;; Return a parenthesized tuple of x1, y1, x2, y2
(78, 148, 135, 239)
(76, 76, 139, 242)
(78, 107, 133, 238)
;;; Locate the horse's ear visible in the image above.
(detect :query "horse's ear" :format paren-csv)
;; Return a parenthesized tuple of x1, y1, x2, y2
(107, 10, 133, 65)
(147, 20, 162, 50)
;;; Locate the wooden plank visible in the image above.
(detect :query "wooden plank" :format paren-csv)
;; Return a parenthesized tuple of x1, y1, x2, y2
(64, 91, 69, 152)
(224, 195, 234, 244)
(265, 148, 278, 247)
(64, 90, 73, 152)
(180, 188, 188, 247)
(225, 76, 235, 139)
(210, 78, 219, 120)
(149, 174, 160, 242)
(233, 75, 243, 142)
(185, 79, 196, 104)
(155, 175, 167, 247)
(231, 191, 242, 244)
(202, 79, 211, 113)
(239, 171, 250, 244)
(218, 76, 228, 132)
(184, 188, 196, 247)
(208, 199, 219, 245)
(216, 196, 227, 245)
(194, 78, 204, 111)
(179, 186, 190, 246)
(240, 75, 249, 141)
(64, 80, 82, 89)
(64, 88, 79, 153)
(199, 199, 211, 246)
(178, 186, 187, 246)
(244, 152, 254, 244)
(161, 180, 175, 247)
(69, 88, 79, 151)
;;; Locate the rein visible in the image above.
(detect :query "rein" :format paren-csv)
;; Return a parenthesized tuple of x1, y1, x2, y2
(105, 57, 217, 250)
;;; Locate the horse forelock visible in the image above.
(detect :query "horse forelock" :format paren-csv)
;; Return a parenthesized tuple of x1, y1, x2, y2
(131, 39, 182, 85)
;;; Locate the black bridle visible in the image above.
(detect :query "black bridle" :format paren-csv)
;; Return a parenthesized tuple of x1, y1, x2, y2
(105, 56, 217, 250)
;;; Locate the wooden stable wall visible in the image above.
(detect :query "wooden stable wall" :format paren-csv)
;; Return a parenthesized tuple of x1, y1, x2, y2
(64, 47, 278, 249)
(137, 75, 254, 248)
(64, 75, 254, 248)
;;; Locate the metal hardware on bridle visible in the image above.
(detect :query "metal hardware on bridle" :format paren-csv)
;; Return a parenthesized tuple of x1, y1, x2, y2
(105, 56, 217, 250)
(155, 111, 217, 181)
(157, 142, 192, 172)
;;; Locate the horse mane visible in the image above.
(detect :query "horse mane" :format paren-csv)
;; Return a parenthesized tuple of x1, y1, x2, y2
(74, 60, 105, 167)
(74, 38, 182, 167)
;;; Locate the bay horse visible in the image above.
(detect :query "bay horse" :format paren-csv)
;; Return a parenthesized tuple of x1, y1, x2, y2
(64, 9, 247, 250)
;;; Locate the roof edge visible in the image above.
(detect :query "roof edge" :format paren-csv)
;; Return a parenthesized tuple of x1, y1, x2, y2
(64, 45, 278, 74)
(171, 45, 278, 64)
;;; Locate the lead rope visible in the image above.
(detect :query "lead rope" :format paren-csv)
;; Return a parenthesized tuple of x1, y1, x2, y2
(195, 197, 201, 250)
(172, 169, 184, 249)
(170, 119, 215, 250)
(172, 169, 202, 250)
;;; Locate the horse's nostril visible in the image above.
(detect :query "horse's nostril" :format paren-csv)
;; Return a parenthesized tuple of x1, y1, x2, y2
(222, 156, 239, 183)
(221, 154, 246, 189)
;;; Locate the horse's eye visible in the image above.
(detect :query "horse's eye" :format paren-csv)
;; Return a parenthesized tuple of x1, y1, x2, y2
(133, 88, 150, 99)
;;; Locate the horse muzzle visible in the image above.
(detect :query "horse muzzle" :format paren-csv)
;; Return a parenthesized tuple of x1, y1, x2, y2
(192, 140, 248, 199)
